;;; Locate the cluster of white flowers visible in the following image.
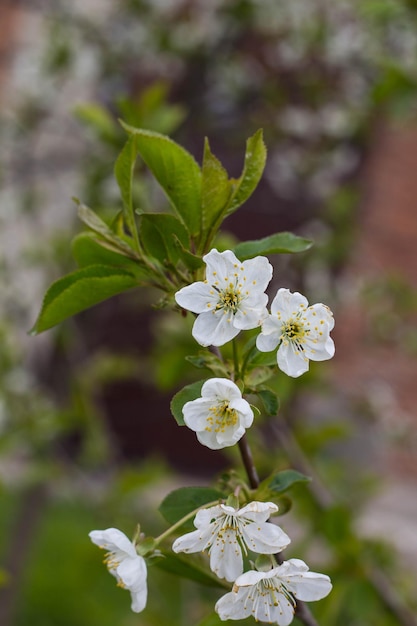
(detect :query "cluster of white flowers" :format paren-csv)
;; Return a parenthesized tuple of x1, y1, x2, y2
(176, 249, 335, 449)
(89, 249, 334, 624)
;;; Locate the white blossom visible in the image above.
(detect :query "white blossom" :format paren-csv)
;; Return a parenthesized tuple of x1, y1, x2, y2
(182, 378, 254, 449)
(175, 249, 273, 347)
(89, 528, 147, 613)
(172, 501, 290, 582)
(216, 558, 332, 625)
(256, 288, 334, 377)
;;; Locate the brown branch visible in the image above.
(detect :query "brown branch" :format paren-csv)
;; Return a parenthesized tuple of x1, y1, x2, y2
(237, 432, 322, 626)
(271, 417, 417, 626)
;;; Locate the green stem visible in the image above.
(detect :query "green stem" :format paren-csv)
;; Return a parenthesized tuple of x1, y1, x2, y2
(153, 499, 221, 547)
(232, 339, 240, 380)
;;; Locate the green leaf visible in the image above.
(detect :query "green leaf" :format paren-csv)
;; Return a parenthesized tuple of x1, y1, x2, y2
(156, 550, 224, 589)
(185, 352, 229, 377)
(170, 379, 206, 426)
(73, 102, 117, 143)
(233, 232, 313, 261)
(30, 265, 138, 334)
(140, 213, 190, 265)
(201, 138, 232, 232)
(159, 486, 223, 526)
(245, 366, 274, 388)
(257, 389, 280, 415)
(77, 203, 138, 259)
(268, 469, 311, 494)
(114, 135, 141, 245)
(173, 236, 205, 271)
(71, 232, 145, 277)
(120, 123, 202, 235)
(226, 129, 267, 216)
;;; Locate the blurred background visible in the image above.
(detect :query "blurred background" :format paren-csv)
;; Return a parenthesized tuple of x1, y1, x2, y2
(1, 0, 417, 624)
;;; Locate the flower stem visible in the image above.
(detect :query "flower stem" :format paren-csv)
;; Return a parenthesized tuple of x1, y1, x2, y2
(153, 500, 221, 547)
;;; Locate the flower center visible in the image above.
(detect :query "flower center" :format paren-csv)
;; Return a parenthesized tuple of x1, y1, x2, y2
(281, 318, 307, 347)
(215, 283, 242, 314)
(206, 401, 238, 433)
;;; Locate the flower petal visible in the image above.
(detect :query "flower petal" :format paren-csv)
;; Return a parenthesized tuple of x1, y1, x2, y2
(201, 378, 242, 401)
(192, 310, 240, 346)
(277, 343, 309, 378)
(271, 288, 308, 317)
(172, 526, 214, 554)
(89, 528, 137, 559)
(175, 281, 214, 313)
(242, 521, 291, 554)
(209, 529, 244, 581)
(182, 398, 215, 432)
(117, 555, 146, 590)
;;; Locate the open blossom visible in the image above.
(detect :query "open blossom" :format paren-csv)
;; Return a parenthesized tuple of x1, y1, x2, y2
(175, 249, 273, 347)
(89, 528, 147, 613)
(256, 288, 335, 378)
(216, 558, 332, 625)
(182, 378, 254, 449)
(172, 501, 290, 582)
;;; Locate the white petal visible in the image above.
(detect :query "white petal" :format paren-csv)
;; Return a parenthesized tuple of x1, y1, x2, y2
(194, 505, 227, 528)
(242, 522, 291, 553)
(209, 529, 244, 581)
(241, 256, 273, 291)
(234, 299, 269, 330)
(216, 423, 246, 447)
(117, 555, 146, 590)
(174, 282, 214, 313)
(130, 584, 148, 613)
(204, 249, 240, 285)
(195, 429, 226, 450)
(201, 378, 242, 401)
(304, 336, 335, 362)
(89, 528, 137, 559)
(271, 289, 308, 317)
(277, 343, 309, 377)
(256, 329, 281, 352)
(192, 311, 240, 347)
(269, 592, 295, 626)
(229, 398, 254, 427)
(276, 559, 332, 602)
(172, 526, 214, 554)
(216, 588, 253, 620)
(183, 398, 214, 432)
(237, 501, 278, 522)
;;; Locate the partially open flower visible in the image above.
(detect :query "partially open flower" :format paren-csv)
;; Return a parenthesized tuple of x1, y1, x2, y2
(216, 558, 332, 625)
(89, 528, 147, 613)
(175, 249, 273, 347)
(182, 377, 254, 449)
(256, 288, 335, 377)
(172, 501, 290, 582)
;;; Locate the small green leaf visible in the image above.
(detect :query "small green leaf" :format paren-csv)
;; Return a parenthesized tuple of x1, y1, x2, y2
(114, 135, 141, 246)
(77, 203, 138, 259)
(173, 236, 205, 271)
(268, 469, 311, 494)
(74, 102, 117, 143)
(226, 129, 267, 216)
(170, 379, 206, 426)
(156, 550, 224, 589)
(140, 213, 190, 265)
(245, 366, 274, 387)
(71, 232, 145, 277)
(159, 486, 223, 526)
(257, 389, 280, 415)
(185, 353, 229, 377)
(120, 123, 202, 235)
(30, 265, 138, 334)
(201, 138, 232, 231)
(233, 232, 313, 261)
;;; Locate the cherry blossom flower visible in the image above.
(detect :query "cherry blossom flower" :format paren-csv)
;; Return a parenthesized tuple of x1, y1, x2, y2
(172, 501, 290, 582)
(182, 377, 254, 449)
(256, 288, 335, 377)
(175, 249, 273, 347)
(216, 558, 332, 625)
(89, 528, 147, 613)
